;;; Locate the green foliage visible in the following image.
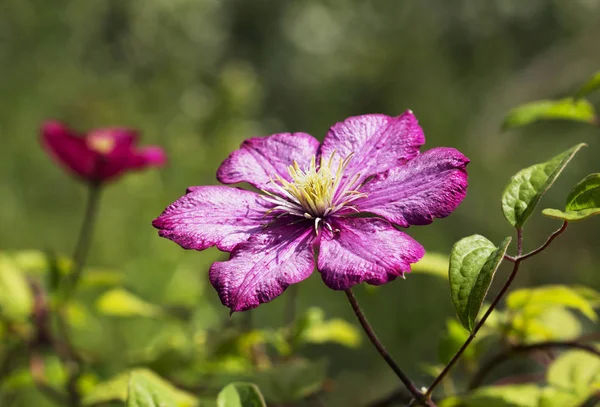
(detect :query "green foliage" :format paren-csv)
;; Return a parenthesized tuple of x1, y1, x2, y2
(449, 235, 511, 331)
(576, 70, 600, 98)
(507, 285, 597, 322)
(547, 350, 600, 401)
(0, 254, 33, 322)
(501, 144, 586, 227)
(127, 371, 178, 407)
(502, 98, 597, 130)
(83, 368, 197, 407)
(291, 307, 361, 349)
(543, 173, 600, 221)
(462, 384, 541, 407)
(96, 288, 165, 318)
(217, 382, 266, 407)
(411, 252, 450, 279)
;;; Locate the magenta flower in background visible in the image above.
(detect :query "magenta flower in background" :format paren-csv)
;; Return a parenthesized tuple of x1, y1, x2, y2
(41, 121, 166, 184)
(153, 112, 469, 312)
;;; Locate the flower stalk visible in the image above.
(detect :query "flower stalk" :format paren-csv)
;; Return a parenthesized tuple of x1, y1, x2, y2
(345, 289, 436, 407)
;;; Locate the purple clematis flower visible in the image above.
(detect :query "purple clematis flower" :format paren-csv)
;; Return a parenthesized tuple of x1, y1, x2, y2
(153, 112, 469, 312)
(41, 121, 166, 184)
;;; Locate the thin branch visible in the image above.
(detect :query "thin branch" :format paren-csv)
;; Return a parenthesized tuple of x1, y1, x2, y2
(345, 289, 435, 407)
(517, 221, 568, 261)
(468, 340, 600, 389)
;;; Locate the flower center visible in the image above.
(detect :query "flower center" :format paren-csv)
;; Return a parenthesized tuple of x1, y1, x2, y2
(262, 153, 366, 232)
(87, 133, 116, 155)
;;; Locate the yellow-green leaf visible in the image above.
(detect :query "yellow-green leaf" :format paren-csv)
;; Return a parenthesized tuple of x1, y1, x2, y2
(96, 288, 164, 318)
(503, 98, 597, 130)
(547, 350, 600, 399)
(0, 255, 33, 322)
(411, 252, 449, 279)
(575, 70, 600, 98)
(507, 285, 597, 322)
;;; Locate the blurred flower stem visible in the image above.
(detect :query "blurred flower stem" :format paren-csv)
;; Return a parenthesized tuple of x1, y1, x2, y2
(344, 289, 435, 407)
(64, 182, 102, 299)
(57, 182, 103, 407)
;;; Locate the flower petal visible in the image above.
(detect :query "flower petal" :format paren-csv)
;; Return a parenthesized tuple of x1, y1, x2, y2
(153, 186, 269, 252)
(217, 132, 320, 193)
(210, 224, 315, 312)
(130, 146, 167, 169)
(319, 111, 425, 184)
(357, 147, 469, 227)
(90, 128, 139, 181)
(317, 217, 424, 290)
(41, 121, 96, 180)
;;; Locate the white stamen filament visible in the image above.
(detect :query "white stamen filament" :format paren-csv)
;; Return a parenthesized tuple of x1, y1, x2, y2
(261, 152, 367, 232)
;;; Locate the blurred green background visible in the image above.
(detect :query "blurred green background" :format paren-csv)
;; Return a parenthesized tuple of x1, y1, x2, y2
(1, 0, 600, 406)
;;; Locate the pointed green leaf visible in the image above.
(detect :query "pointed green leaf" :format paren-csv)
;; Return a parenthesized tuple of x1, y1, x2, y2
(217, 382, 266, 407)
(127, 371, 177, 407)
(543, 173, 600, 221)
(449, 235, 511, 331)
(96, 288, 164, 318)
(576, 71, 600, 98)
(83, 368, 196, 406)
(501, 144, 586, 227)
(507, 285, 597, 322)
(503, 98, 597, 129)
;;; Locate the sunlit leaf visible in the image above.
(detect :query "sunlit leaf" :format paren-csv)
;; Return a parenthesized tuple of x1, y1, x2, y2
(449, 235, 511, 331)
(292, 307, 361, 349)
(127, 370, 177, 407)
(502, 144, 585, 227)
(462, 384, 541, 407)
(547, 350, 600, 398)
(573, 285, 600, 307)
(575, 71, 600, 98)
(217, 382, 266, 407)
(508, 307, 581, 343)
(539, 387, 582, 407)
(543, 173, 600, 222)
(0, 255, 33, 322)
(411, 252, 449, 279)
(507, 285, 597, 322)
(83, 368, 196, 406)
(503, 98, 597, 129)
(96, 288, 164, 318)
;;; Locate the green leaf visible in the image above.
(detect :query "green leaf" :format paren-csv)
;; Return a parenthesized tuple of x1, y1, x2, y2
(0, 254, 33, 322)
(508, 307, 582, 344)
(217, 382, 266, 407)
(543, 173, 600, 222)
(292, 307, 361, 349)
(547, 350, 600, 397)
(507, 285, 597, 322)
(127, 371, 178, 407)
(96, 288, 164, 318)
(501, 143, 586, 227)
(503, 98, 597, 129)
(576, 71, 600, 98)
(83, 368, 196, 406)
(449, 235, 511, 331)
(411, 252, 449, 279)
(462, 384, 541, 407)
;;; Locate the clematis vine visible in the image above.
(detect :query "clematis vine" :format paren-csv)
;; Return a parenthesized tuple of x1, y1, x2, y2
(153, 112, 469, 312)
(41, 121, 166, 185)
